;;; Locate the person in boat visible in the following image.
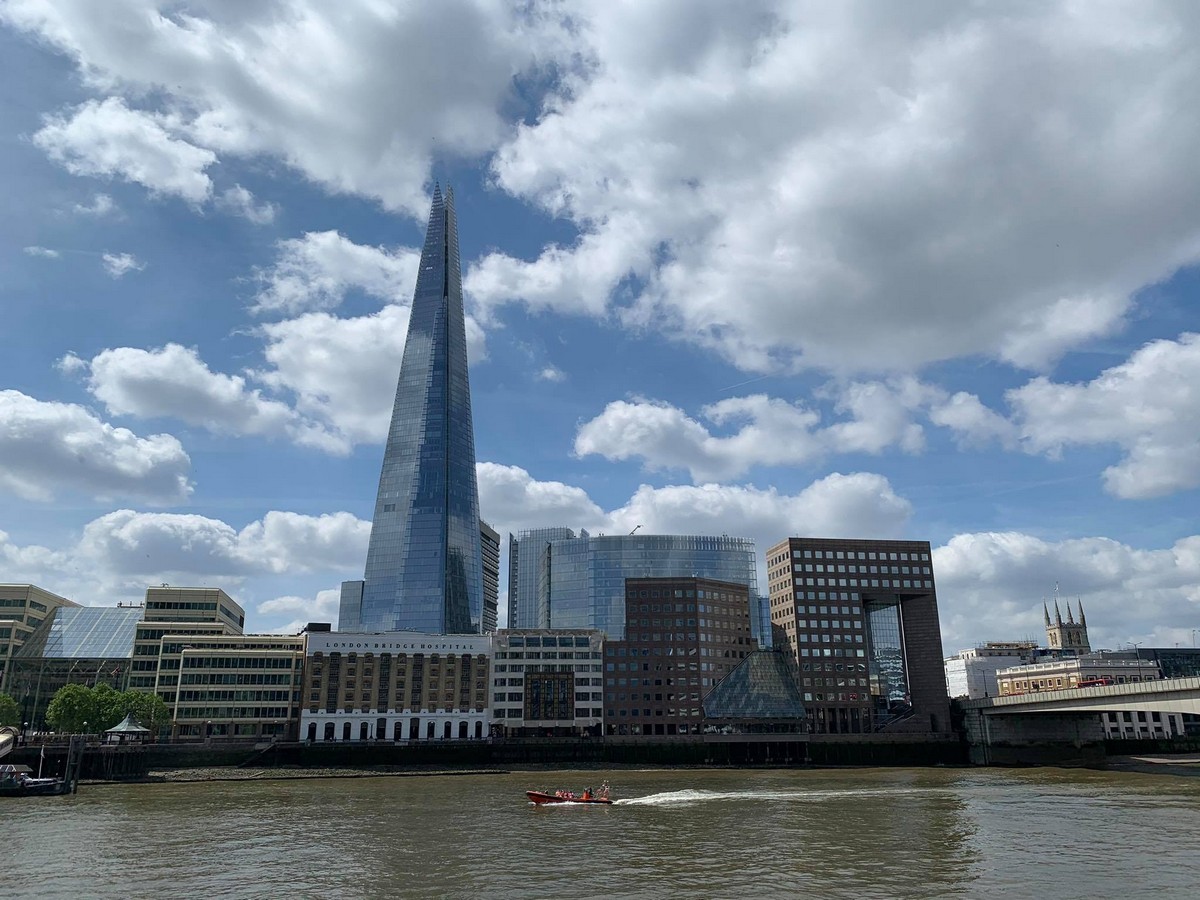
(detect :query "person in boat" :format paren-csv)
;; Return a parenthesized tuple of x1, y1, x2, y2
(581, 788, 592, 800)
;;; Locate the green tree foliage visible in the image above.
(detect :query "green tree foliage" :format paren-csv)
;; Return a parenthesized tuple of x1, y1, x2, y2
(45, 684, 174, 733)
(44, 683, 99, 732)
(122, 690, 170, 732)
(0, 692, 20, 726)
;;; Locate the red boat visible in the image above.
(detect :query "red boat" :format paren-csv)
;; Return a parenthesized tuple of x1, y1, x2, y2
(527, 787, 613, 805)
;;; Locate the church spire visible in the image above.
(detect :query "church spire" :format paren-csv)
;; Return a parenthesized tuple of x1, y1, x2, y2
(1043, 601, 1051, 627)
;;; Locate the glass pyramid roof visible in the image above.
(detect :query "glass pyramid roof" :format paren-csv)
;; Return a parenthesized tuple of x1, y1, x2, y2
(703, 649, 808, 721)
(14, 606, 144, 659)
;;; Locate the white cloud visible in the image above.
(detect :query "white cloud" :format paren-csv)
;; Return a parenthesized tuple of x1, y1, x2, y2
(4, 1, 569, 217)
(258, 588, 341, 634)
(935, 531, 1200, 652)
(931, 333, 1200, 499)
(101, 251, 145, 278)
(34, 97, 215, 203)
(217, 185, 277, 225)
(72, 192, 115, 216)
(73, 343, 345, 453)
(477, 462, 913, 589)
(253, 304, 487, 445)
(0, 389, 191, 503)
(23, 245, 59, 258)
(76, 509, 367, 580)
(471, 2, 1200, 374)
(574, 380, 930, 482)
(252, 231, 421, 315)
(477, 463, 608, 535)
(537, 366, 565, 383)
(1011, 333, 1200, 499)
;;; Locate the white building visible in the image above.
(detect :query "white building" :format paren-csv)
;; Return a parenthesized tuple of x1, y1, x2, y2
(945, 642, 1041, 699)
(491, 630, 604, 737)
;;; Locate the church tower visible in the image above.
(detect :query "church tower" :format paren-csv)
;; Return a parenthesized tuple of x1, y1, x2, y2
(1045, 588, 1090, 655)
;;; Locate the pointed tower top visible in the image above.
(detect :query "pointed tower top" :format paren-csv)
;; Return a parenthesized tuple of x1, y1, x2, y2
(1054, 600, 1063, 626)
(1043, 601, 1051, 627)
(1078, 599, 1087, 626)
(1066, 602, 1076, 625)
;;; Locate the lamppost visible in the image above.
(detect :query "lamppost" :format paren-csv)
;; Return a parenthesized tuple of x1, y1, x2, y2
(1131, 641, 1143, 684)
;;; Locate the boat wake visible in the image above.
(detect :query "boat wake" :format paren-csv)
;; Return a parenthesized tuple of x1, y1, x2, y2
(613, 786, 939, 806)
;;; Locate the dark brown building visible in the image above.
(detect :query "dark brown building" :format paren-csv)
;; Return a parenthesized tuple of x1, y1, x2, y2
(604, 576, 757, 737)
(766, 537, 950, 736)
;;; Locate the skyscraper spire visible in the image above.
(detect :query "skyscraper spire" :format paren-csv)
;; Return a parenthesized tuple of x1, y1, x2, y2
(355, 186, 483, 634)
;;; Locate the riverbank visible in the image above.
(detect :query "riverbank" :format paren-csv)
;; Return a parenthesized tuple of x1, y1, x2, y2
(1106, 753, 1200, 777)
(86, 766, 510, 784)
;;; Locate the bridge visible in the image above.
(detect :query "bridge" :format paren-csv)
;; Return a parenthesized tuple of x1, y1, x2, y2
(958, 676, 1200, 765)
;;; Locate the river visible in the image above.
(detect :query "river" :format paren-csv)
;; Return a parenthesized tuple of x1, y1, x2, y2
(6, 766, 1199, 898)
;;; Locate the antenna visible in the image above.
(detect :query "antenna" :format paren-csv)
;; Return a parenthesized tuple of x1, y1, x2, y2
(630, 525, 641, 535)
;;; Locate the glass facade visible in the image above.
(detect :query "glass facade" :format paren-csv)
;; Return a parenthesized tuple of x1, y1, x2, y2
(18, 606, 144, 659)
(359, 186, 483, 634)
(507, 532, 759, 638)
(507, 528, 577, 629)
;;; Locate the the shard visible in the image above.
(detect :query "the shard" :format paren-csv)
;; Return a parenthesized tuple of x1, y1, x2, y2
(351, 185, 483, 634)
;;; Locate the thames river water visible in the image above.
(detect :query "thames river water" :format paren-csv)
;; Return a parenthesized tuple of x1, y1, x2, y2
(6, 766, 1199, 899)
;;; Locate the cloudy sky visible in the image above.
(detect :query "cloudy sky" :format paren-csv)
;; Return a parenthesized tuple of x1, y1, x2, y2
(2, 1, 1199, 652)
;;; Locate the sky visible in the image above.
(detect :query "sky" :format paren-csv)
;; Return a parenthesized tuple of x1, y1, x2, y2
(1, 1, 1199, 654)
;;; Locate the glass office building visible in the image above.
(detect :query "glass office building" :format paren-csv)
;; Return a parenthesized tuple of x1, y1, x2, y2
(508, 531, 761, 639)
(357, 185, 483, 634)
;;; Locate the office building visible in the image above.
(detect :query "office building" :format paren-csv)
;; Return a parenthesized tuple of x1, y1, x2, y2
(300, 631, 491, 742)
(0, 584, 79, 693)
(604, 577, 757, 737)
(353, 185, 484, 634)
(995, 654, 1161, 695)
(480, 521, 500, 633)
(767, 537, 951, 736)
(944, 641, 1041, 699)
(490, 629, 604, 737)
(507, 530, 760, 639)
(507, 527, 576, 630)
(129, 587, 245, 696)
(159, 633, 304, 740)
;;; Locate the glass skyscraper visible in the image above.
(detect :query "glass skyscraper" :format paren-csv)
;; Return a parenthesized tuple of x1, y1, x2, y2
(353, 185, 483, 634)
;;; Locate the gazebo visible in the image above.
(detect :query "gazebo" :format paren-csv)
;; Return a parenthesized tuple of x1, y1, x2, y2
(104, 714, 152, 744)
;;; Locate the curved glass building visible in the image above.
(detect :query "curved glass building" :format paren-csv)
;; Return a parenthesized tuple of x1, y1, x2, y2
(509, 530, 763, 640)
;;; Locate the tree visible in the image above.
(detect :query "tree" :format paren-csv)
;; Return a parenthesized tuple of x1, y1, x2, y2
(121, 690, 170, 733)
(91, 683, 126, 730)
(44, 683, 99, 732)
(0, 692, 20, 726)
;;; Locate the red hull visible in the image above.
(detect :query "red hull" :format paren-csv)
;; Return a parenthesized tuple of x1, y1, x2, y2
(526, 790, 612, 805)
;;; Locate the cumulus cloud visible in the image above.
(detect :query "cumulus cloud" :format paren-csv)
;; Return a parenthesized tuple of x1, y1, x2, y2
(470, 2, 1200, 375)
(3, 0, 568, 216)
(0, 389, 191, 503)
(932, 333, 1200, 499)
(101, 251, 144, 278)
(217, 185, 277, 225)
(23, 245, 59, 258)
(478, 462, 913, 588)
(0, 510, 368, 614)
(69, 343, 344, 453)
(252, 231, 421, 315)
(34, 97, 216, 203)
(935, 531, 1200, 652)
(575, 380, 930, 482)
(258, 588, 341, 633)
(538, 366, 565, 383)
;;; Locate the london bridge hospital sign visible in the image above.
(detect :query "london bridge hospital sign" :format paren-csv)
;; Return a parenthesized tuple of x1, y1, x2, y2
(307, 633, 491, 656)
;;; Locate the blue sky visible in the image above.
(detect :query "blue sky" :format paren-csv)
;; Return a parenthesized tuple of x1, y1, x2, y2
(2, 1, 1199, 653)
